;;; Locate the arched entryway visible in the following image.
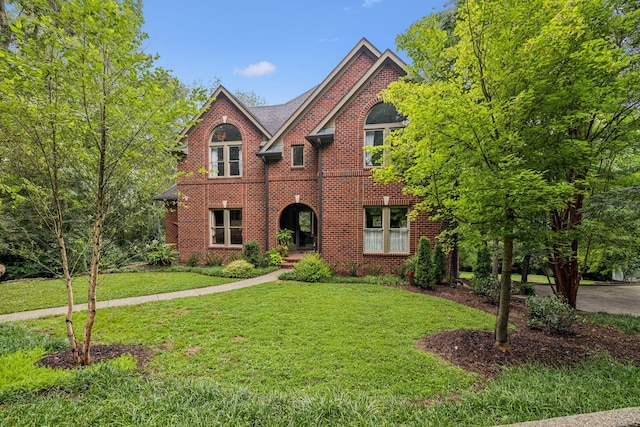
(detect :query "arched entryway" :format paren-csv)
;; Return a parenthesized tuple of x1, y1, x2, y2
(279, 204, 317, 251)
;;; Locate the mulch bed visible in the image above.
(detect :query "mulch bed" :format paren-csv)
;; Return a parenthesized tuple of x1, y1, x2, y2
(37, 283, 639, 378)
(408, 283, 640, 378)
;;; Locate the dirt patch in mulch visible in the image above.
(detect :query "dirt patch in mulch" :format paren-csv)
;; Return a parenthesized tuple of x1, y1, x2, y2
(406, 283, 640, 378)
(37, 344, 153, 370)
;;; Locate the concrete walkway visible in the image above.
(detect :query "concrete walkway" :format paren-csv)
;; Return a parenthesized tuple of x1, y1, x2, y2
(498, 406, 640, 427)
(0, 269, 287, 323)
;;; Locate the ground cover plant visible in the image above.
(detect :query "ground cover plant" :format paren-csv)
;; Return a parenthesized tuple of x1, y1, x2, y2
(0, 272, 236, 314)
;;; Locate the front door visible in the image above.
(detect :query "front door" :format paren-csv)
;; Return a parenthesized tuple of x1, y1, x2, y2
(279, 204, 317, 251)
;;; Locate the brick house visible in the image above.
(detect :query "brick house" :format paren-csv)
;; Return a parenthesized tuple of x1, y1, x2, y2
(158, 39, 447, 275)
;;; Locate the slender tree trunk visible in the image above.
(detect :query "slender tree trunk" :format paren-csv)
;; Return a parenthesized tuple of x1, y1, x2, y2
(55, 205, 81, 364)
(550, 194, 583, 308)
(81, 65, 109, 366)
(492, 238, 500, 279)
(495, 236, 513, 352)
(521, 253, 531, 284)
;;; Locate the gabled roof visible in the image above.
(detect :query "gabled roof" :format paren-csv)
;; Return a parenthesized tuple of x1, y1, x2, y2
(307, 49, 406, 137)
(177, 38, 405, 157)
(258, 38, 387, 154)
(248, 87, 316, 135)
(179, 86, 272, 141)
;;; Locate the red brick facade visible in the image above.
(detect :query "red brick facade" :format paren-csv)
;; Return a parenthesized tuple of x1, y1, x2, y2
(163, 39, 447, 274)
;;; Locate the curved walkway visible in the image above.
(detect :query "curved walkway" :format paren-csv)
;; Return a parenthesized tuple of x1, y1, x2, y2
(0, 269, 287, 323)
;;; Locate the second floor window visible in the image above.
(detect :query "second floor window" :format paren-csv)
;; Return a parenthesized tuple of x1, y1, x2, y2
(292, 145, 304, 167)
(210, 124, 242, 177)
(364, 103, 405, 168)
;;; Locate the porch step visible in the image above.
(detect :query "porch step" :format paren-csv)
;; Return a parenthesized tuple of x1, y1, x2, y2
(281, 251, 306, 269)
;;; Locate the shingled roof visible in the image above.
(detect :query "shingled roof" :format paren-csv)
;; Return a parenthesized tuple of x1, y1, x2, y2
(247, 86, 316, 135)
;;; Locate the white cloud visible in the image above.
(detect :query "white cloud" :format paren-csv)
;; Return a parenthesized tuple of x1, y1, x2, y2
(362, 0, 381, 7)
(234, 61, 276, 78)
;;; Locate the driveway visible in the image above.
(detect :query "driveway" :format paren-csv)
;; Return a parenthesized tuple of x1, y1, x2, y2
(533, 283, 640, 316)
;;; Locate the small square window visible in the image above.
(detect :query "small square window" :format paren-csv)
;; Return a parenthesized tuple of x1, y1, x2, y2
(292, 145, 304, 167)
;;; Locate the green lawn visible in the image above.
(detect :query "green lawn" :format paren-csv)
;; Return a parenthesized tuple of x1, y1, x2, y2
(0, 272, 236, 314)
(22, 282, 495, 397)
(1, 275, 638, 426)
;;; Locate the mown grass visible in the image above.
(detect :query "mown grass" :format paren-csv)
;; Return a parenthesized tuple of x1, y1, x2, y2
(584, 312, 640, 335)
(1, 354, 638, 426)
(0, 272, 236, 314)
(1, 277, 638, 425)
(23, 282, 495, 397)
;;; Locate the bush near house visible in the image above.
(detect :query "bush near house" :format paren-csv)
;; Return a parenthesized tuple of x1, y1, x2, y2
(279, 252, 331, 282)
(221, 260, 255, 278)
(415, 237, 434, 289)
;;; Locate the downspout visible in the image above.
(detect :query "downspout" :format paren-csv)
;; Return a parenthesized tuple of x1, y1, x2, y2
(263, 158, 270, 250)
(317, 143, 323, 254)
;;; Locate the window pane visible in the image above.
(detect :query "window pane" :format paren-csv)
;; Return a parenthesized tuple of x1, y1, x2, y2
(364, 229, 383, 252)
(211, 124, 242, 142)
(211, 210, 225, 245)
(213, 227, 225, 245)
(230, 228, 243, 245)
(229, 146, 241, 176)
(390, 208, 408, 228)
(292, 145, 304, 166)
(365, 208, 383, 229)
(365, 103, 405, 125)
(389, 229, 409, 252)
(213, 210, 224, 225)
(229, 210, 242, 226)
(229, 146, 241, 160)
(364, 130, 384, 167)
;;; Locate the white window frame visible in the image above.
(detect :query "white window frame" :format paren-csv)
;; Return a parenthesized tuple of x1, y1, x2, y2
(364, 126, 401, 168)
(210, 209, 243, 247)
(363, 207, 409, 254)
(209, 125, 242, 178)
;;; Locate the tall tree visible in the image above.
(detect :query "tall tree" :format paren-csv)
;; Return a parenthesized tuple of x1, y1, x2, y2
(0, 0, 205, 364)
(377, 0, 640, 348)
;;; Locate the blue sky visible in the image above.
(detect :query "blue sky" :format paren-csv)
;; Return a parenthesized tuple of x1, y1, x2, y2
(141, 0, 448, 105)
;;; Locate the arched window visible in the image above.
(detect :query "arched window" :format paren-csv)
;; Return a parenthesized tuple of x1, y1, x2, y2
(209, 124, 242, 177)
(364, 103, 405, 167)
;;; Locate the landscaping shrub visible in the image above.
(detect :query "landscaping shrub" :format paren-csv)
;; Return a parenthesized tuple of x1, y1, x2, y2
(281, 252, 331, 282)
(473, 276, 501, 304)
(433, 242, 447, 284)
(265, 249, 284, 267)
(203, 251, 225, 266)
(221, 260, 255, 278)
(526, 294, 578, 334)
(474, 244, 492, 279)
(242, 241, 262, 267)
(344, 261, 365, 277)
(362, 263, 383, 277)
(186, 253, 201, 267)
(145, 240, 178, 266)
(415, 237, 434, 288)
(516, 282, 536, 296)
